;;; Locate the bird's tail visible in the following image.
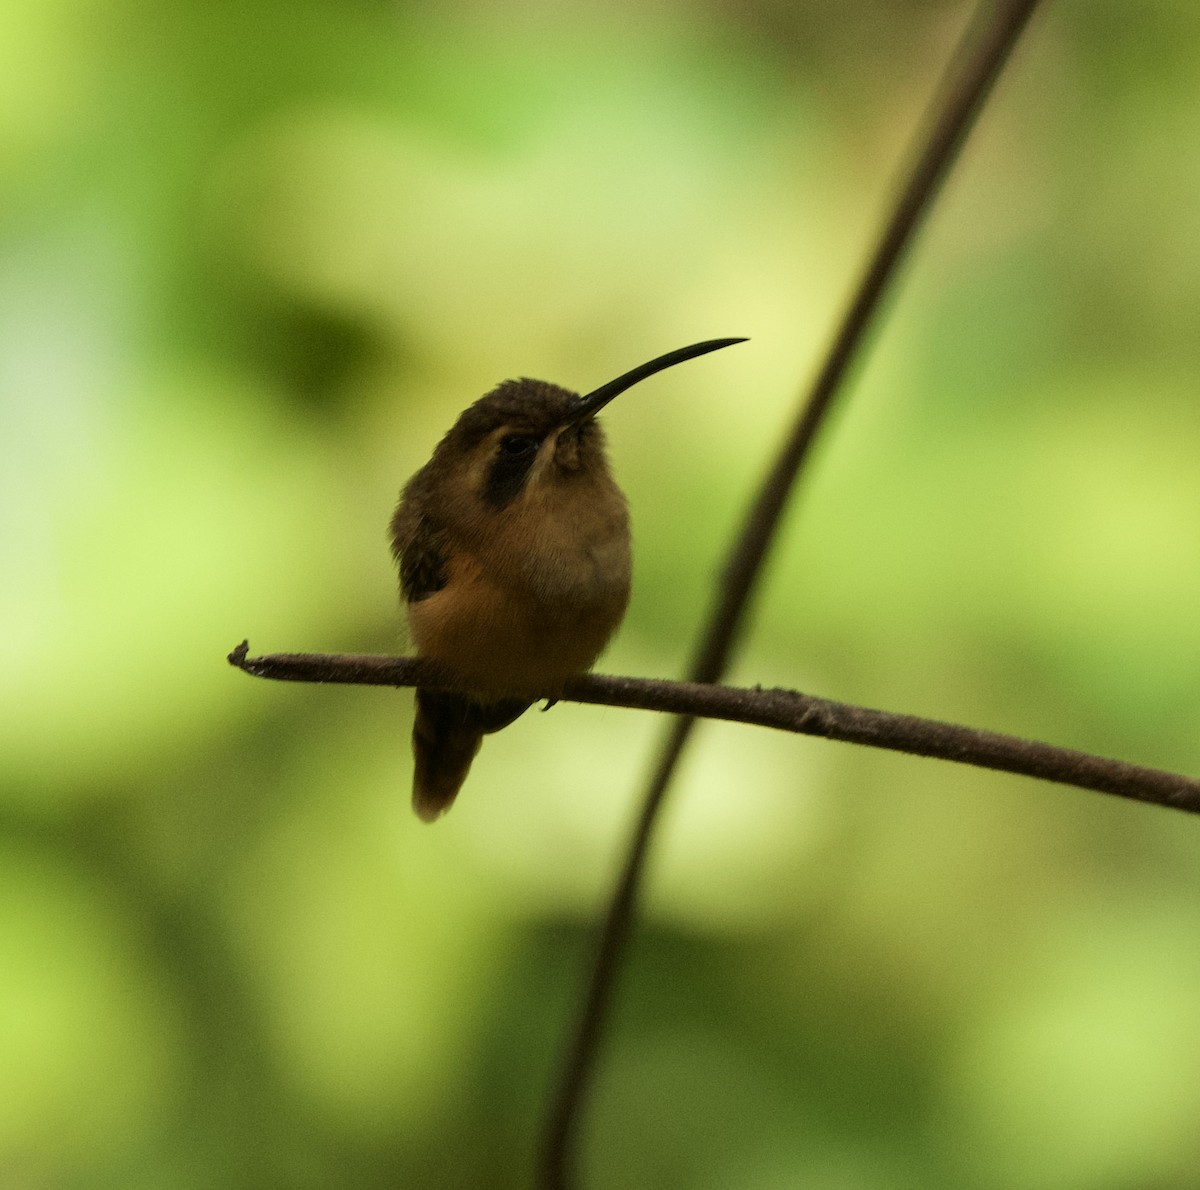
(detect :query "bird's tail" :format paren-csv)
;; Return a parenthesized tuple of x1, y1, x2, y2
(411, 689, 530, 821)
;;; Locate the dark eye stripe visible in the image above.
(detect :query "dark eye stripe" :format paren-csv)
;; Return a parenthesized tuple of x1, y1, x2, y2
(500, 434, 538, 456)
(483, 434, 543, 508)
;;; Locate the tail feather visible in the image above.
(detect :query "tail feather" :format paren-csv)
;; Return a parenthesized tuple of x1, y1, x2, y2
(411, 690, 530, 821)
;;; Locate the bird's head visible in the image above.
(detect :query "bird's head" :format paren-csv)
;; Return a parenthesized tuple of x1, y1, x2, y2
(421, 338, 747, 521)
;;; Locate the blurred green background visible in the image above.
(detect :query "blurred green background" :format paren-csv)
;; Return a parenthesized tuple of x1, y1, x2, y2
(4, 0, 1200, 1186)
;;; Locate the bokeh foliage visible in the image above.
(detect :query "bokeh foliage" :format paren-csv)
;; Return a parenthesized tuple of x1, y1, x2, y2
(3, 0, 1200, 1186)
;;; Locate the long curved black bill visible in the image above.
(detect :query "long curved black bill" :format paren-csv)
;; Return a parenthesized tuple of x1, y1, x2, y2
(565, 337, 747, 426)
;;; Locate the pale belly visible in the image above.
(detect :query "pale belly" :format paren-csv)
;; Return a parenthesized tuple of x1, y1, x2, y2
(407, 548, 630, 697)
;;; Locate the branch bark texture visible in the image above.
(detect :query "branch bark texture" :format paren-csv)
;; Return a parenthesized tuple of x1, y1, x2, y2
(227, 644, 1200, 815)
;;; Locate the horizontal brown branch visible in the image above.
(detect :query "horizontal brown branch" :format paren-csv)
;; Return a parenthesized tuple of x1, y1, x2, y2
(227, 642, 1200, 815)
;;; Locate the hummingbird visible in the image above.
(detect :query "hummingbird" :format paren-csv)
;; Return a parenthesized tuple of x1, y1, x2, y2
(390, 337, 746, 821)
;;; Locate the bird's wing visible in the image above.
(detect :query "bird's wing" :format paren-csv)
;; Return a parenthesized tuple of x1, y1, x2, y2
(390, 497, 450, 604)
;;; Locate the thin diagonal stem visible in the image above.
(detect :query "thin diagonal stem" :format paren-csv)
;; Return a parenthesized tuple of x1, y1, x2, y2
(539, 3, 1044, 1186)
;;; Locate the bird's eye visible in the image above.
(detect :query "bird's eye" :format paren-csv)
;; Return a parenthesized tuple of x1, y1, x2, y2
(499, 434, 538, 456)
